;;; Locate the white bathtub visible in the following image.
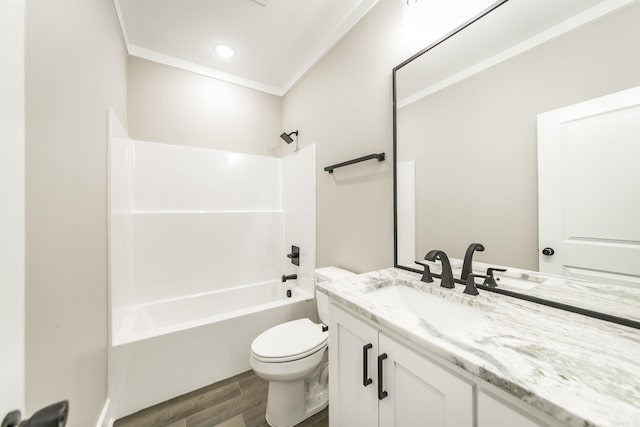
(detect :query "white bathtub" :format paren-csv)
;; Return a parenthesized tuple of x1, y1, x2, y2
(108, 281, 316, 422)
(112, 280, 313, 345)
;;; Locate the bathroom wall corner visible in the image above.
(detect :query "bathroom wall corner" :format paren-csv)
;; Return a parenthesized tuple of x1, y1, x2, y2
(282, 144, 317, 297)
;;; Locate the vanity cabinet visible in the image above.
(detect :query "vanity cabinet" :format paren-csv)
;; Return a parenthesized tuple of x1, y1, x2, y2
(478, 391, 550, 427)
(329, 303, 379, 427)
(329, 304, 473, 427)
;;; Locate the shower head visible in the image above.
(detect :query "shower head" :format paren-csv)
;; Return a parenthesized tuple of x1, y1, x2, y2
(280, 130, 298, 144)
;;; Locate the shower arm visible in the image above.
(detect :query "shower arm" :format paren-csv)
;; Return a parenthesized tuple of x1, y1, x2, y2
(280, 130, 299, 152)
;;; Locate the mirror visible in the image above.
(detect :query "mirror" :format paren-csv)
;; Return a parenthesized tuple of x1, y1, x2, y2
(393, 0, 640, 324)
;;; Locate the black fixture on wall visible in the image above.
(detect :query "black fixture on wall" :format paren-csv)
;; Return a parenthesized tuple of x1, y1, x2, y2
(280, 130, 298, 144)
(324, 153, 385, 173)
(281, 274, 297, 298)
(280, 130, 300, 153)
(287, 245, 300, 266)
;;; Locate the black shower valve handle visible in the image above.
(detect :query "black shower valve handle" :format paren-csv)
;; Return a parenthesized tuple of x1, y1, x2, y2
(287, 245, 300, 266)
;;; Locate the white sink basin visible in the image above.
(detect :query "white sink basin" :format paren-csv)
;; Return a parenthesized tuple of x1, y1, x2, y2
(362, 284, 487, 334)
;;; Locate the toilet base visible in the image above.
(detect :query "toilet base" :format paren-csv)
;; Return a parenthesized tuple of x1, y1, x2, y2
(265, 379, 328, 427)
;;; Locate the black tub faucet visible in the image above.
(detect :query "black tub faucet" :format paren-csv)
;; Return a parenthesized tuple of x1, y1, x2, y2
(461, 243, 485, 282)
(424, 250, 454, 289)
(281, 274, 297, 282)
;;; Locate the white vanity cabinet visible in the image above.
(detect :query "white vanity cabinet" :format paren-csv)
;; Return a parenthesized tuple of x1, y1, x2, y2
(329, 304, 474, 427)
(329, 303, 379, 427)
(477, 391, 550, 427)
(378, 334, 474, 426)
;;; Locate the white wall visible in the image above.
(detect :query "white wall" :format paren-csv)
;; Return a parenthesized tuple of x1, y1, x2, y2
(25, 0, 127, 425)
(127, 57, 284, 156)
(110, 139, 318, 308)
(0, 0, 25, 417)
(110, 139, 285, 308)
(282, 145, 317, 296)
(282, 0, 404, 273)
(282, 0, 494, 272)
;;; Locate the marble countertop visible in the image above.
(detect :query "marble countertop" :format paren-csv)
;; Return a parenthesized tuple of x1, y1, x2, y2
(420, 258, 640, 323)
(317, 268, 640, 427)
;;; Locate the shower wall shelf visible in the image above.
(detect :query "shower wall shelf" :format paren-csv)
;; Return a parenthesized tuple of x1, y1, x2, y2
(324, 153, 385, 173)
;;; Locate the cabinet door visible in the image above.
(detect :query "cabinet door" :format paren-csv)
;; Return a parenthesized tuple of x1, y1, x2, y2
(329, 304, 380, 427)
(478, 391, 550, 427)
(378, 334, 473, 427)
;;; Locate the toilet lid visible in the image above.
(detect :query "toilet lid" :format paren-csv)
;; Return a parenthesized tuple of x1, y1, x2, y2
(251, 318, 328, 360)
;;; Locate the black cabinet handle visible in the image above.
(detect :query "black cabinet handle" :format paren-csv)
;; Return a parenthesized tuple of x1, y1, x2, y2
(542, 247, 555, 256)
(377, 353, 388, 400)
(362, 343, 373, 387)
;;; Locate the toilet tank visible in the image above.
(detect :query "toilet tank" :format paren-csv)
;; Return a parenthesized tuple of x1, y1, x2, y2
(315, 267, 357, 325)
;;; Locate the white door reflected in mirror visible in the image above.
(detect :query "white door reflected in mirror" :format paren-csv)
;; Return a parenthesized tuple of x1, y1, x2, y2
(538, 86, 640, 287)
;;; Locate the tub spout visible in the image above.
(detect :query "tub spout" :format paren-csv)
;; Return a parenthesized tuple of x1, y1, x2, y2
(281, 274, 297, 282)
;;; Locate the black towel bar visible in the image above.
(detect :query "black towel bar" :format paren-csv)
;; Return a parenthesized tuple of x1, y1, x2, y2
(324, 153, 385, 173)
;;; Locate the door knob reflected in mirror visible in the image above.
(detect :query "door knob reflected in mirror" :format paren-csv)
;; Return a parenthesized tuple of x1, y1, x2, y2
(542, 247, 555, 256)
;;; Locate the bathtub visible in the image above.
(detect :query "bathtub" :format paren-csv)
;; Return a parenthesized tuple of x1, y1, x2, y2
(108, 281, 316, 421)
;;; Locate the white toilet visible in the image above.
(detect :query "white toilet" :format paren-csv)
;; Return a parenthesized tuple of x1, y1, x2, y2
(249, 267, 356, 427)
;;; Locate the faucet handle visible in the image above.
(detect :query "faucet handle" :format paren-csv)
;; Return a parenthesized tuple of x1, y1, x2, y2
(464, 274, 489, 296)
(414, 261, 434, 283)
(483, 268, 507, 287)
(287, 245, 300, 266)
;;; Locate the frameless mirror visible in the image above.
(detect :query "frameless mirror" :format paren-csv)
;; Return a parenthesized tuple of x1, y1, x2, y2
(393, 0, 640, 325)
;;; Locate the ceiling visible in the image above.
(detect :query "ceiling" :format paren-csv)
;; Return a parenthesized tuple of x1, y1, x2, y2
(115, 0, 380, 96)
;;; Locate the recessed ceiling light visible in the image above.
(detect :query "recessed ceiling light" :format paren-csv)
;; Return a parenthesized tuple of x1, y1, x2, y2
(214, 44, 235, 58)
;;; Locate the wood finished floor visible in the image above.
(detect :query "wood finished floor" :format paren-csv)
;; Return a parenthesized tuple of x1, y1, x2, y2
(113, 370, 328, 427)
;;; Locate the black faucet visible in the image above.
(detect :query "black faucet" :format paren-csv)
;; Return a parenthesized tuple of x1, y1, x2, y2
(281, 274, 297, 282)
(424, 250, 454, 289)
(461, 243, 485, 282)
(414, 260, 434, 283)
(483, 267, 507, 287)
(464, 274, 489, 296)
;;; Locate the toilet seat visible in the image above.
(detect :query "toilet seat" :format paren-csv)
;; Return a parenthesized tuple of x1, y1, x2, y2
(251, 318, 328, 363)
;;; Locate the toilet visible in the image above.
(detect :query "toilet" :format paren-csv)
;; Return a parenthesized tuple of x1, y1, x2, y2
(249, 267, 356, 427)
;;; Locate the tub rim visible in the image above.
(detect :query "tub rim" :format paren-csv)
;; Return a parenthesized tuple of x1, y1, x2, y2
(112, 282, 314, 347)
